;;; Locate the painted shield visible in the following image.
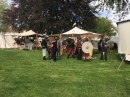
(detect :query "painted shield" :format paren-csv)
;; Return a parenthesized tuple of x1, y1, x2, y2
(82, 42, 93, 53)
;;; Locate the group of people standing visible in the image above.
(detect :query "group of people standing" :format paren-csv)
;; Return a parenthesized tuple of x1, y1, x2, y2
(41, 36, 108, 62)
(66, 37, 91, 61)
(41, 36, 92, 62)
(41, 37, 60, 62)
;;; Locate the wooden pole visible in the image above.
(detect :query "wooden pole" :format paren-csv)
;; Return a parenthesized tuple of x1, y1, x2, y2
(104, 33, 106, 39)
(72, 34, 74, 38)
(36, 33, 38, 51)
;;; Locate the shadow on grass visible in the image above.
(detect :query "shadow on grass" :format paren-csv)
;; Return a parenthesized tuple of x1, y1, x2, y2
(115, 53, 122, 61)
(93, 49, 99, 54)
(114, 53, 130, 65)
(124, 61, 130, 65)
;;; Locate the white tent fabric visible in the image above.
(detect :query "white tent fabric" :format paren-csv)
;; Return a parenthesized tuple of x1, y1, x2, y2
(62, 27, 89, 35)
(19, 30, 36, 36)
(91, 39, 99, 49)
(110, 36, 118, 44)
(5, 32, 20, 38)
(117, 20, 130, 54)
(110, 34, 118, 44)
(5, 35, 17, 48)
(0, 34, 11, 48)
(106, 33, 118, 48)
(5, 32, 20, 36)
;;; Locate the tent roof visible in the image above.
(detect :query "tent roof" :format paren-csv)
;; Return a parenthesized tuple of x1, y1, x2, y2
(5, 32, 20, 36)
(80, 33, 100, 38)
(19, 30, 36, 36)
(62, 27, 89, 35)
(107, 33, 118, 44)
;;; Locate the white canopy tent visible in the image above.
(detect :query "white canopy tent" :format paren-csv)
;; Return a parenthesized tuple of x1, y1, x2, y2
(62, 27, 90, 35)
(5, 32, 20, 39)
(109, 33, 118, 44)
(0, 34, 17, 48)
(110, 36, 118, 44)
(62, 27, 101, 39)
(19, 30, 36, 36)
(18, 30, 44, 37)
(17, 30, 43, 50)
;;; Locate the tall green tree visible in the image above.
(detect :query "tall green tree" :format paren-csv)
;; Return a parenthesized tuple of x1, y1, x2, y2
(2, 0, 97, 34)
(0, 0, 10, 32)
(92, 17, 116, 37)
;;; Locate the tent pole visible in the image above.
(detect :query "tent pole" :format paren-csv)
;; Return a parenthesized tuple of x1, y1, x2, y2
(104, 33, 106, 39)
(72, 34, 74, 39)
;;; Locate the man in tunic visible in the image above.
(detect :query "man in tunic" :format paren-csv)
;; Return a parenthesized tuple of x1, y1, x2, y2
(67, 38, 75, 58)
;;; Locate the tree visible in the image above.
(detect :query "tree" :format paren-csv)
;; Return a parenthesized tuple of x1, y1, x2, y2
(2, 0, 97, 34)
(0, 0, 10, 32)
(3, 0, 129, 34)
(92, 17, 116, 37)
(90, 0, 130, 20)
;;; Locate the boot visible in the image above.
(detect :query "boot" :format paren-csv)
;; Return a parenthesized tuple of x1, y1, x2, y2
(43, 56, 46, 60)
(53, 57, 56, 62)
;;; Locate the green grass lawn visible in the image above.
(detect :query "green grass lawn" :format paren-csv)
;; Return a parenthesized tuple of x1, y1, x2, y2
(0, 49, 130, 97)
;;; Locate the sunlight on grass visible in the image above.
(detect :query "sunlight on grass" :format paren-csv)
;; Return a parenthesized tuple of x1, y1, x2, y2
(0, 49, 130, 97)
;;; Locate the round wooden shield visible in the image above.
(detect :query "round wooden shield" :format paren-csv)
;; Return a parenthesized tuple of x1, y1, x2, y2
(82, 42, 93, 53)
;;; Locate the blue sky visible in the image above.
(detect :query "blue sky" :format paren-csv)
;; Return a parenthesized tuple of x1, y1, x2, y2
(7, 0, 130, 27)
(99, 10, 130, 27)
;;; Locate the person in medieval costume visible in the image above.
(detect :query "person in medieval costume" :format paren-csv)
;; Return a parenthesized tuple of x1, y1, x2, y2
(67, 38, 75, 58)
(82, 37, 91, 61)
(98, 39, 102, 60)
(51, 37, 57, 62)
(56, 37, 60, 58)
(41, 37, 47, 60)
(76, 38, 82, 60)
(101, 39, 107, 61)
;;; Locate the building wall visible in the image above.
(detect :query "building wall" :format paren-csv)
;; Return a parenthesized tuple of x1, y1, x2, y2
(118, 20, 130, 54)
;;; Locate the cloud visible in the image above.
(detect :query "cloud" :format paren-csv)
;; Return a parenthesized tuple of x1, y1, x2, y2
(99, 8, 130, 27)
(91, 0, 130, 27)
(7, 0, 11, 4)
(108, 11, 130, 27)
